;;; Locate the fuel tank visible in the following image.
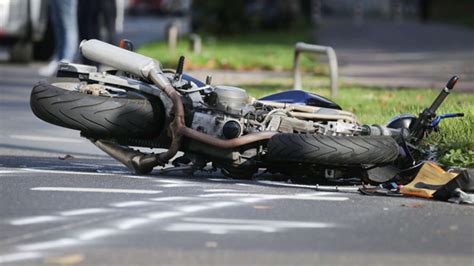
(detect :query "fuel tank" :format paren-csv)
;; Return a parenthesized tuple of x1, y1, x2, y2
(182, 73, 341, 110)
(258, 90, 342, 110)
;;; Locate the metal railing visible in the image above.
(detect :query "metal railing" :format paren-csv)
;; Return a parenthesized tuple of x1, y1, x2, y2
(293, 42, 338, 97)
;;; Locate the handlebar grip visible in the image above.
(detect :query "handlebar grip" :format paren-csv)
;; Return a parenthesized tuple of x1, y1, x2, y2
(446, 75, 459, 91)
(176, 56, 185, 76)
(428, 75, 460, 113)
(80, 39, 161, 79)
(410, 75, 460, 142)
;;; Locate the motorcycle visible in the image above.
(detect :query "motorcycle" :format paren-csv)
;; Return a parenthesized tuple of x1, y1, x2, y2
(30, 39, 464, 182)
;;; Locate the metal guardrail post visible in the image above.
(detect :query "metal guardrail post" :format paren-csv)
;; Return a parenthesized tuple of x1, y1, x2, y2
(293, 49, 303, 91)
(293, 42, 339, 98)
(189, 33, 202, 54)
(167, 23, 179, 51)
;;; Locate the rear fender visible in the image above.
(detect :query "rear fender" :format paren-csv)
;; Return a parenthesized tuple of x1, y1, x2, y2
(56, 62, 174, 119)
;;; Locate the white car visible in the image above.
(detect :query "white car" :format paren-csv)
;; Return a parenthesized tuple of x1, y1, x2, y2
(0, 0, 48, 62)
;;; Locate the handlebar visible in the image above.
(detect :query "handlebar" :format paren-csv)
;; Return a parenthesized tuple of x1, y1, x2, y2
(409, 75, 460, 142)
(427, 75, 458, 114)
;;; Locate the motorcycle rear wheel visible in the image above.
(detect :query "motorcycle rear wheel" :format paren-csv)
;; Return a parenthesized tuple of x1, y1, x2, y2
(30, 79, 164, 138)
(266, 134, 399, 165)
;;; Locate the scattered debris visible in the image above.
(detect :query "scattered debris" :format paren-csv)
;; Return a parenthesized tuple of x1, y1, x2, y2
(400, 163, 457, 198)
(58, 154, 74, 160)
(446, 188, 474, 204)
(44, 253, 84, 265)
(433, 169, 473, 201)
(314, 185, 360, 193)
(253, 205, 273, 209)
(401, 202, 425, 208)
(360, 162, 473, 205)
(359, 184, 403, 197)
(205, 241, 218, 248)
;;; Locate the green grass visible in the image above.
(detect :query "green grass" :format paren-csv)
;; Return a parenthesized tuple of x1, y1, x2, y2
(138, 30, 320, 72)
(239, 79, 474, 168)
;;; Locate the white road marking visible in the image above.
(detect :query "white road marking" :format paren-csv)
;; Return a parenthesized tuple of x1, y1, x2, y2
(31, 187, 162, 194)
(290, 192, 349, 201)
(0, 252, 41, 264)
(154, 179, 190, 184)
(236, 197, 262, 203)
(123, 175, 153, 180)
(153, 179, 201, 187)
(10, 216, 61, 226)
(294, 192, 342, 196)
(207, 202, 238, 208)
(0, 170, 25, 174)
(147, 211, 182, 219)
(115, 218, 151, 230)
(110, 201, 153, 208)
(165, 217, 336, 234)
(199, 193, 253, 198)
(70, 163, 101, 167)
(291, 196, 349, 201)
(149, 196, 195, 202)
(59, 208, 111, 216)
(9, 135, 84, 143)
(8, 194, 270, 257)
(23, 168, 116, 176)
(236, 183, 259, 187)
(157, 184, 198, 188)
(7, 190, 343, 256)
(165, 223, 275, 234)
(177, 201, 239, 213)
(203, 189, 240, 192)
(17, 238, 78, 251)
(9, 167, 150, 180)
(187, 217, 335, 227)
(77, 229, 115, 241)
(177, 205, 210, 213)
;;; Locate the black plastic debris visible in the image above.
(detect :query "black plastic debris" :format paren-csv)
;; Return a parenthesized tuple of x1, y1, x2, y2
(433, 169, 474, 204)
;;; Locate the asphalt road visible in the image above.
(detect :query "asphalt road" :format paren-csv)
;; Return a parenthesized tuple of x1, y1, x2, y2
(1, 65, 473, 266)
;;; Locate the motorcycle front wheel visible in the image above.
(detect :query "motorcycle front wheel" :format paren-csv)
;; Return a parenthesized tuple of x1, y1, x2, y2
(266, 134, 399, 165)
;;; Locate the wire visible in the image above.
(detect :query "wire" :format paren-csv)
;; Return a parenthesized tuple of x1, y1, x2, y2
(400, 127, 416, 166)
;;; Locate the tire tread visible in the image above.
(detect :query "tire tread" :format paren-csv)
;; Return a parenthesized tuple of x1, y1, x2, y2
(267, 134, 399, 165)
(30, 82, 163, 138)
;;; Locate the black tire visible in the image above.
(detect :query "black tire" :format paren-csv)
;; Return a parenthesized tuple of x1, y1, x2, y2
(266, 134, 399, 166)
(30, 80, 164, 138)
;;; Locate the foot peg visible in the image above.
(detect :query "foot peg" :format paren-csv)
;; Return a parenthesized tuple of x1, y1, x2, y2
(92, 139, 164, 174)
